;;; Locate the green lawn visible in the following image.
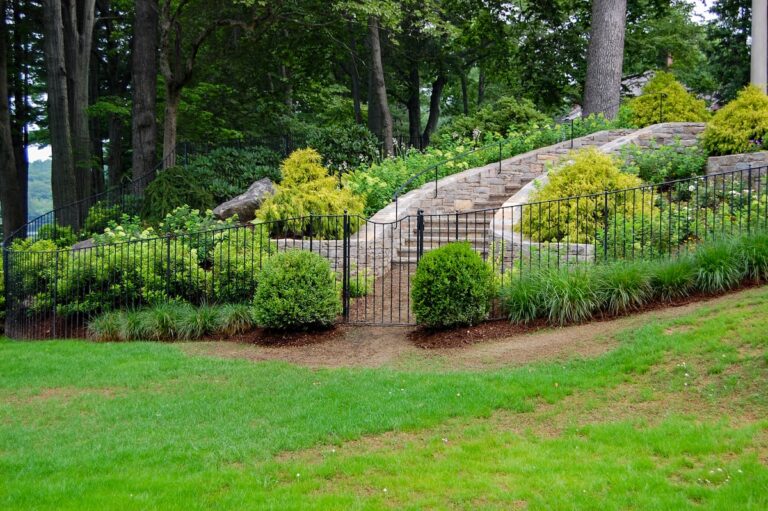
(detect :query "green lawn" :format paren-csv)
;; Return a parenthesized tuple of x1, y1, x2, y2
(1, 289, 767, 510)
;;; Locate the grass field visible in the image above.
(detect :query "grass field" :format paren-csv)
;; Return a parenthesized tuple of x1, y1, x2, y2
(1, 288, 767, 510)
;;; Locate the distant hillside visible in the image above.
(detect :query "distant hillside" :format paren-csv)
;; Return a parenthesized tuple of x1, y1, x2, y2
(28, 159, 53, 220)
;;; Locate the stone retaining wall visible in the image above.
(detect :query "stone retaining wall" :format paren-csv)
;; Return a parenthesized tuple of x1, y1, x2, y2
(706, 151, 768, 175)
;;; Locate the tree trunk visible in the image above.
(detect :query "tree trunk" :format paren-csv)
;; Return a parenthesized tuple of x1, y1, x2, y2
(422, 74, 447, 147)
(89, 54, 104, 195)
(406, 63, 421, 149)
(62, 0, 97, 202)
(131, 0, 158, 191)
(42, 0, 79, 229)
(582, 0, 627, 119)
(0, 0, 24, 240)
(477, 68, 485, 106)
(752, 0, 768, 92)
(367, 16, 394, 156)
(107, 114, 125, 187)
(460, 72, 469, 115)
(349, 28, 362, 124)
(8, 0, 28, 237)
(162, 85, 181, 168)
(367, 60, 381, 140)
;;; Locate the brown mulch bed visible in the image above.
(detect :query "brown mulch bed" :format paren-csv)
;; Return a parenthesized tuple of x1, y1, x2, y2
(408, 283, 762, 349)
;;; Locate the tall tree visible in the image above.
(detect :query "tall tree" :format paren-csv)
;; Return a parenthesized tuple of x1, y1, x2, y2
(752, 0, 767, 91)
(367, 15, 393, 155)
(132, 0, 158, 188)
(62, 0, 97, 201)
(41, 0, 79, 228)
(0, 0, 23, 239)
(583, 0, 627, 118)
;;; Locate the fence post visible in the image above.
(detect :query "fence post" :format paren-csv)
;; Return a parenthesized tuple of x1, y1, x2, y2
(342, 211, 351, 321)
(434, 165, 439, 198)
(748, 164, 753, 234)
(416, 209, 425, 263)
(308, 214, 314, 252)
(603, 190, 609, 262)
(2, 246, 10, 336)
(52, 250, 59, 338)
(165, 236, 172, 297)
(570, 119, 574, 149)
(498, 140, 502, 174)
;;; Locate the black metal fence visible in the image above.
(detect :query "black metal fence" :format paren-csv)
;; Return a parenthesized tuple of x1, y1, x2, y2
(4, 164, 767, 338)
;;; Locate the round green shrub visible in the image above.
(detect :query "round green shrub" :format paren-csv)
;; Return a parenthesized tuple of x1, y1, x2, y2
(628, 71, 709, 128)
(440, 96, 549, 140)
(518, 147, 643, 243)
(650, 257, 696, 301)
(702, 85, 768, 155)
(253, 250, 341, 330)
(501, 275, 544, 324)
(539, 267, 600, 326)
(411, 242, 494, 328)
(596, 261, 653, 315)
(693, 239, 745, 293)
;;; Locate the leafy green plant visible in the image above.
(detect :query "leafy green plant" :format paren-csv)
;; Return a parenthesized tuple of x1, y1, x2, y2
(184, 146, 281, 204)
(501, 275, 544, 324)
(702, 85, 768, 155)
(83, 202, 125, 236)
(411, 242, 495, 328)
(37, 223, 77, 248)
(539, 267, 600, 325)
(650, 256, 697, 301)
(620, 139, 707, 184)
(519, 147, 644, 243)
(304, 123, 380, 173)
(627, 71, 709, 127)
(693, 239, 745, 293)
(439, 96, 549, 140)
(257, 148, 365, 238)
(736, 230, 768, 282)
(253, 250, 341, 330)
(215, 304, 255, 336)
(210, 226, 274, 302)
(0, 255, 4, 328)
(596, 261, 653, 315)
(142, 167, 215, 222)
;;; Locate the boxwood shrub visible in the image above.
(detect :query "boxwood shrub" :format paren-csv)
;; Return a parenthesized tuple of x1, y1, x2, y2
(253, 250, 340, 330)
(411, 242, 495, 328)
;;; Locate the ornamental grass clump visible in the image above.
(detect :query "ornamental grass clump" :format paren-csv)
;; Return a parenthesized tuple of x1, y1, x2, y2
(87, 311, 124, 342)
(411, 242, 495, 329)
(176, 304, 219, 340)
(215, 304, 255, 336)
(650, 257, 696, 301)
(735, 230, 768, 283)
(501, 275, 544, 324)
(596, 261, 653, 315)
(139, 303, 186, 341)
(693, 239, 745, 293)
(253, 250, 341, 330)
(539, 267, 600, 326)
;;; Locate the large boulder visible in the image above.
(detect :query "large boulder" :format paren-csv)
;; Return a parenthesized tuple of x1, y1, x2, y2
(212, 178, 275, 222)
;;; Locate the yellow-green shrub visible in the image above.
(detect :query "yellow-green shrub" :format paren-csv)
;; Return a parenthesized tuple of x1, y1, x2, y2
(702, 85, 768, 155)
(257, 148, 364, 238)
(518, 147, 644, 243)
(628, 71, 709, 128)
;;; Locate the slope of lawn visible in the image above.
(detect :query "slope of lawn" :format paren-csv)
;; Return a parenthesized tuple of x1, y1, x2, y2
(1, 288, 767, 510)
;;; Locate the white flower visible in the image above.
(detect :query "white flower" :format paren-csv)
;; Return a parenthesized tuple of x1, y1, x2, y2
(688, 185, 695, 192)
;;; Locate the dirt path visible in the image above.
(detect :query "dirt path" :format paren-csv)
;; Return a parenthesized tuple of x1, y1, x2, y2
(181, 288, 764, 371)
